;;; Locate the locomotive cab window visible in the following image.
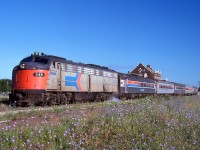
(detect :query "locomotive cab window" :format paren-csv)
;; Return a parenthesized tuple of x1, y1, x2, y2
(34, 57, 48, 64)
(53, 61, 56, 68)
(21, 56, 32, 63)
(21, 56, 48, 64)
(57, 63, 60, 69)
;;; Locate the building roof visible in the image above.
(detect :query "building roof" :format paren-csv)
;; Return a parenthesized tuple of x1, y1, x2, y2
(129, 63, 162, 80)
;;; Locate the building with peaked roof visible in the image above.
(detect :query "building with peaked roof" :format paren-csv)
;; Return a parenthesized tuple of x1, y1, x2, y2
(129, 63, 162, 80)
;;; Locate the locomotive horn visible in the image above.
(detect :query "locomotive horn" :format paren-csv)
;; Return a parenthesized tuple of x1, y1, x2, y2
(34, 51, 39, 56)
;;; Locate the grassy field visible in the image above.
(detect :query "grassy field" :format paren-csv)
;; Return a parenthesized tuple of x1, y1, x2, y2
(0, 95, 200, 149)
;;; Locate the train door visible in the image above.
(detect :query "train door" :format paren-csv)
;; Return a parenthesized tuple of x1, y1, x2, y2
(46, 62, 61, 90)
(125, 79, 128, 93)
(56, 62, 61, 90)
(89, 75, 91, 92)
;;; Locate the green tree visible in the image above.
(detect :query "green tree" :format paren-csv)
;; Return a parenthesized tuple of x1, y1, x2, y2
(0, 79, 11, 92)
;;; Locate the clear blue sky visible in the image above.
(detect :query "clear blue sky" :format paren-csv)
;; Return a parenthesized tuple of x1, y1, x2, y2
(0, 0, 200, 86)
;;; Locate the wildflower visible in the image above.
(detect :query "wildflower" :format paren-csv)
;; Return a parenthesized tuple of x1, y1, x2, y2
(5, 126, 10, 130)
(26, 139, 30, 143)
(72, 133, 76, 138)
(13, 123, 16, 127)
(79, 139, 82, 144)
(170, 145, 175, 150)
(193, 140, 197, 145)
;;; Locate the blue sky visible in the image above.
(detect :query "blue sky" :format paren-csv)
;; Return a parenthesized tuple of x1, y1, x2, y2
(0, 0, 199, 86)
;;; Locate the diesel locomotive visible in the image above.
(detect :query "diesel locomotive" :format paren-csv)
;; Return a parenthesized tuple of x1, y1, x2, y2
(9, 52, 198, 106)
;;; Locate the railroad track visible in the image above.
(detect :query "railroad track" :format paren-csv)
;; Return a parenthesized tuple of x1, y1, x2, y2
(0, 107, 53, 116)
(0, 101, 110, 118)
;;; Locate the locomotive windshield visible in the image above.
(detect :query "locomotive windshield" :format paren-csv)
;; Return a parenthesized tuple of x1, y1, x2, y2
(21, 56, 32, 62)
(34, 57, 48, 64)
(21, 56, 48, 64)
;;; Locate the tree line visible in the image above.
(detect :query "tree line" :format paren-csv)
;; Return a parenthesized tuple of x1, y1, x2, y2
(0, 79, 11, 93)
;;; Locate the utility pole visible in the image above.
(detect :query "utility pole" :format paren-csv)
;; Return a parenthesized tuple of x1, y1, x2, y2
(199, 81, 200, 92)
(6, 80, 8, 93)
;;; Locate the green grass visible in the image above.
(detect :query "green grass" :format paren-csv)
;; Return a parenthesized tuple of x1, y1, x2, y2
(0, 96, 200, 149)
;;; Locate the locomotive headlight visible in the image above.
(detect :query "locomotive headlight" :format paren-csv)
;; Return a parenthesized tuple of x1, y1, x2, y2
(20, 63, 26, 69)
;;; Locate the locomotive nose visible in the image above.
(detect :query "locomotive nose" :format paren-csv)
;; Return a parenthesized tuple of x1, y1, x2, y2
(12, 54, 50, 91)
(10, 53, 50, 106)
